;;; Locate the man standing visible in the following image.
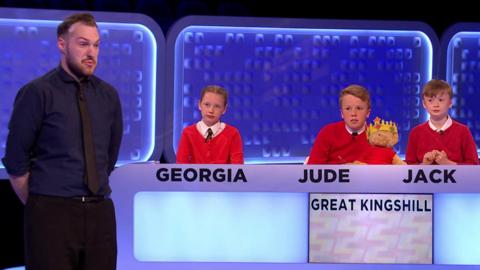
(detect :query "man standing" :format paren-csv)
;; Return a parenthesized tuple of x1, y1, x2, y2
(2, 13, 123, 269)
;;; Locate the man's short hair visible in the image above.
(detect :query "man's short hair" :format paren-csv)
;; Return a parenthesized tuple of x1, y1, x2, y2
(339, 84, 371, 109)
(422, 79, 453, 99)
(57, 13, 97, 38)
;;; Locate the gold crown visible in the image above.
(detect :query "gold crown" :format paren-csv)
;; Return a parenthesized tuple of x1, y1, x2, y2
(367, 117, 398, 136)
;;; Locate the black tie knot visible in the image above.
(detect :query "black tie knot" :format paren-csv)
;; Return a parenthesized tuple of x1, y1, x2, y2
(205, 128, 213, 142)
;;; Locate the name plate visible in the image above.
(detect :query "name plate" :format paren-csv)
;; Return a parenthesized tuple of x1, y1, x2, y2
(109, 163, 480, 270)
(112, 163, 480, 193)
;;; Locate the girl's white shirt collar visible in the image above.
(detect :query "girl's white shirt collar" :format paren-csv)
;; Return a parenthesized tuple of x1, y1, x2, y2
(196, 121, 226, 138)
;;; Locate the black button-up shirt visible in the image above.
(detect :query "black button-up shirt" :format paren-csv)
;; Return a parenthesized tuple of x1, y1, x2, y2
(2, 66, 123, 197)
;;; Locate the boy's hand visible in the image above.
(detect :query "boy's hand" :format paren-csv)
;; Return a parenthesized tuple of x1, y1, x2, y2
(435, 150, 457, 165)
(422, 150, 438, 164)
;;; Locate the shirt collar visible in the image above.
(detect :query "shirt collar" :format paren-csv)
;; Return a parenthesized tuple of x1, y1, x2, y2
(57, 65, 91, 84)
(196, 121, 225, 138)
(345, 123, 366, 135)
(428, 115, 452, 132)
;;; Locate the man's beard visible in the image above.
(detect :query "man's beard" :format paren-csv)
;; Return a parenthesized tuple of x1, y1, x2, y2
(66, 56, 96, 79)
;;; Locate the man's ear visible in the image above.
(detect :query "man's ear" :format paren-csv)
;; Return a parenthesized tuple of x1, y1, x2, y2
(58, 37, 66, 54)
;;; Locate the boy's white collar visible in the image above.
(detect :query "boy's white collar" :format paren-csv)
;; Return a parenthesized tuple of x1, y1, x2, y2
(428, 115, 452, 132)
(345, 123, 366, 135)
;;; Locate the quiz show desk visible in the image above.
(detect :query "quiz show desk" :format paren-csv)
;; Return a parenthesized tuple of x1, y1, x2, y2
(110, 163, 480, 270)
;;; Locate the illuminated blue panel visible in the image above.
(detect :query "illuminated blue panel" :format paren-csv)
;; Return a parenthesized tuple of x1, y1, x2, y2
(444, 27, 480, 155)
(440, 26, 480, 262)
(166, 17, 436, 164)
(0, 9, 164, 168)
(434, 194, 480, 264)
(134, 191, 308, 262)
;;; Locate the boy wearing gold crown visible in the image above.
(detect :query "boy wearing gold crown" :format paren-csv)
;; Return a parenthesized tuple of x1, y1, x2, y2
(406, 79, 478, 165)
(308, 84, 371, 164)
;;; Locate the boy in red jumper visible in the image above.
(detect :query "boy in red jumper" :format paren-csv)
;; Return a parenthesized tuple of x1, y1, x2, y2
(176, 85, 244, 164)
(406, 79, 478, 164)
(307, 84, 371, 164)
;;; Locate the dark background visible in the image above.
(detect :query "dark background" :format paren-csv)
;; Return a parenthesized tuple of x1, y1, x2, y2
(0, 0, 478, 268)
(0, 0, 478, 37)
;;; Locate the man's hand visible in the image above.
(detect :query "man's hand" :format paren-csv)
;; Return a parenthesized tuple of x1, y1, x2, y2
(9, 172, 30, 205)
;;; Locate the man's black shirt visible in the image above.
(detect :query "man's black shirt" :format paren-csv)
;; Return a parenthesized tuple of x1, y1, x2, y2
(2, 66, 123, 197)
